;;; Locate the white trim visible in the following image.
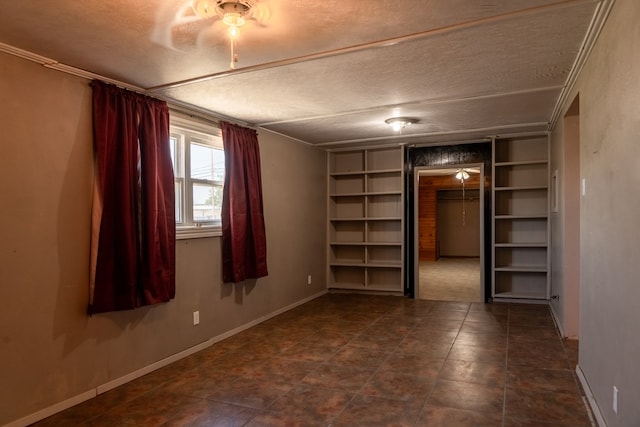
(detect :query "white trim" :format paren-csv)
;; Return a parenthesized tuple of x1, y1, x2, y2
(97, 338, 214, 394)
(3, 389, 97, 427)
(549, 302, 566, 338)
(548, 0, 615, 131)
(96, 289, 327, 394)
(176, 226, 222, 240)
(6, 290, 328, 427)
(576, 364, 607, 427)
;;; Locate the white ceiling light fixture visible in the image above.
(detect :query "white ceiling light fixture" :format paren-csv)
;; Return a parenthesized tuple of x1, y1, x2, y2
(455, 168, 470, 181)
(192, 0, 259, 69)
(385, 117, 418, 133)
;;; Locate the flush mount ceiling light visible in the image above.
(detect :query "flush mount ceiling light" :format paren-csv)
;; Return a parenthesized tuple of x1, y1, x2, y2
(192, 0, 262, 69)
(385, 117, 418, 132)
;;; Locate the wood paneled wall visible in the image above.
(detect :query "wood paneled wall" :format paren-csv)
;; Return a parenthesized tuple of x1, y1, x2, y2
(418, 174, 481, 261)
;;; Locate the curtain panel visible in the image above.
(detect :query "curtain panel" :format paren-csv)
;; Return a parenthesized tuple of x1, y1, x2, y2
(89, 80, 175, 314)
(220, 121, 268, 283)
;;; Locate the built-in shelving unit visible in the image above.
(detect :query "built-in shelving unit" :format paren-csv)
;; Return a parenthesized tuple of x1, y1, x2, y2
(328, 147, 404, 294)
(492, 135, 550, 301)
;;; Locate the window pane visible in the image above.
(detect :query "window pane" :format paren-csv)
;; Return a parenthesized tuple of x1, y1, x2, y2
(193, 184, 222, 222)
(175, 182, 183, 223)
(212, 148, 225, 181)
(169, 137, 175, 165)
(191, 144, 212, 180)
(191, 143, 224, 181)
(170, 137, 177, 172)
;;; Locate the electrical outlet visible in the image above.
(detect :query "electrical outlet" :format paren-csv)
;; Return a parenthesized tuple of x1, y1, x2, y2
(613, 386, 618, 414)
(307, 275, 312, 285)
(193, 311, 200, 325)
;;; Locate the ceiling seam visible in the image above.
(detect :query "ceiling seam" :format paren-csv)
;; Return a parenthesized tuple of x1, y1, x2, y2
(315, 122, 549, 147)
(145, 0, 596, 92)
(257, 86, 564, 127)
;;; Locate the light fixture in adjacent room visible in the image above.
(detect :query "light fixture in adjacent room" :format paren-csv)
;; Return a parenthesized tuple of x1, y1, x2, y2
(385, 117, 418, 132)
(192, 0, 260, 69)
(453, 168, 477, 226)
(455, 168, 470, 181)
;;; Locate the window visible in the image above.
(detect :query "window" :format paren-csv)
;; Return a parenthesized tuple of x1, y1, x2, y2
(170, 117, 225, 239)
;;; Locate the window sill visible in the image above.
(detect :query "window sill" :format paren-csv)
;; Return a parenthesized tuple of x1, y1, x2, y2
(176, 225, 222, 240)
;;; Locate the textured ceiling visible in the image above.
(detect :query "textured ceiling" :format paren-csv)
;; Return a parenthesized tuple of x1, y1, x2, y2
(0, 0, 604, 148)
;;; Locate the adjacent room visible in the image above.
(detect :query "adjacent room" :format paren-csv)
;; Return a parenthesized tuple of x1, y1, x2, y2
(1, 1, 639, 426)
(416, 167, 484, 303)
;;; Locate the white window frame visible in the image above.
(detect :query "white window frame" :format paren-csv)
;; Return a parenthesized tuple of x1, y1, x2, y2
(170, 115, 224, 239)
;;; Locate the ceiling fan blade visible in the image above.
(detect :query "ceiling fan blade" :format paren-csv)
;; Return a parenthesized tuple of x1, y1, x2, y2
(248, 2, 271, 26)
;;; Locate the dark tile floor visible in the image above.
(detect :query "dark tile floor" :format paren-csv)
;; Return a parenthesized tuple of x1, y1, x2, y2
(32, 294, 593, 426)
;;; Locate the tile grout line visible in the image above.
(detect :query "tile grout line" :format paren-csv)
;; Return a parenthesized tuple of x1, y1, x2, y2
(324, 305, 398, 426)
(411, 302, 471, 426)
(501, 303, 511, 427)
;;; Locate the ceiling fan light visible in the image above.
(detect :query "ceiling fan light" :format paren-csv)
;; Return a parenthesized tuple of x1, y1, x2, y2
(228, 24, 240, 38)
(456, 169, 470, 180)
(223, 12, 246, 27)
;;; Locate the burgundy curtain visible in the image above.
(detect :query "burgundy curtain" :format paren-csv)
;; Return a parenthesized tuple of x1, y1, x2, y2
(221, 121, 268, 283)
(89, 80, 175, 314)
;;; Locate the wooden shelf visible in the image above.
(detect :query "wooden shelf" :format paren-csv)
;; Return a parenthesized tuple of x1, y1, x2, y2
(329, 171, 365, 177)
(494, 186, 548, 191)
(330, 262, 366, 267)
(493, 291, 548, 300)
(495, 214, 548, 219)
(366, 168, 402, 174)
(330, 192, 367, 197)
(330, 242, 401, 247)
(494, 266, 547, 272)
(365, 191, 402, 196)
(494, 242, 547, 248)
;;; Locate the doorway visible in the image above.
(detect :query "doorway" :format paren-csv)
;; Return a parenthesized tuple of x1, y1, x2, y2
(551, 94, 581, 337)
(413, 164, 484, 302)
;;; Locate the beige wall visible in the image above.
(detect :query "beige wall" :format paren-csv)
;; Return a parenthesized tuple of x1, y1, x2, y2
(437, 198, 481, 257)
(550, 108, 581, 338)
(0, 52, 326, 426)
(551, 0, 640, 424)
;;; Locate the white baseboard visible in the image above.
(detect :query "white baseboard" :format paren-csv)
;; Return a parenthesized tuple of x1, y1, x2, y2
(549, 303, 565, 338)
(576, 364, 607, 427)
(96, 338, 215, 394)
(6, 290, 328, 427)
(3, 389, 96, 427)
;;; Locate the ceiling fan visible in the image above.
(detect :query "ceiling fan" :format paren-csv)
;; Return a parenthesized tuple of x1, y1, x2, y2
(191, 0, 271, 68)
(453, 167, 480, 226)
(454, 167, 480, 181)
